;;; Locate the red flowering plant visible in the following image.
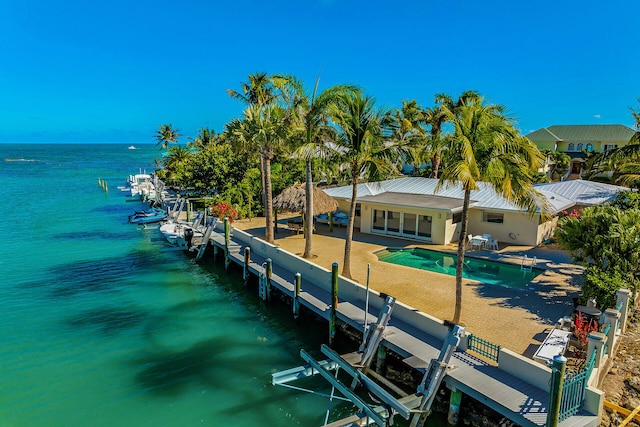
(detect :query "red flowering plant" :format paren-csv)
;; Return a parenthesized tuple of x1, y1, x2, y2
(210, 202, 238, 223)
(572, 311, 599, 349)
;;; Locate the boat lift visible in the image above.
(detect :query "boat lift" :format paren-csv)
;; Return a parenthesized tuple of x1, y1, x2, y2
(271, 295, 466, 426)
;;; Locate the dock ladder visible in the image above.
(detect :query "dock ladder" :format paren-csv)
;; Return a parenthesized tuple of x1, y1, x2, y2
(521, 255, 537, 272)
(258, 262, 269, 301)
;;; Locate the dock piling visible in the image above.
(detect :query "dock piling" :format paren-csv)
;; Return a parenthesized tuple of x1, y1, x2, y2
(330, 262, 338, 347)
(546, 355, 566, 427)
(243, 247, 251, 284)
(293, 273, 301, 320)
(265, 258, 272, 302)
(448, 388, 462, 425)
(224, 218, 231, 271)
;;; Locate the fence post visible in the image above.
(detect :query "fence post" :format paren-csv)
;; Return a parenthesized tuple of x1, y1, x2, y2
(329, 262, 338, 348)
(586, 332, 606, 369)
(546, 355, 566, 427)
(602, 309, 620, 356)
(616, 289, 632, 333)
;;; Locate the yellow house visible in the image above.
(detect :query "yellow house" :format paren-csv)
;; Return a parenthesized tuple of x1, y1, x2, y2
(321, 177, 575, 247)
(525, 124, 636, 175)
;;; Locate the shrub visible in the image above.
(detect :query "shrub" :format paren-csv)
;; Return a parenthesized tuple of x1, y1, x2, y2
(210, 202, 238, 223)
(581, 266, 628, 309)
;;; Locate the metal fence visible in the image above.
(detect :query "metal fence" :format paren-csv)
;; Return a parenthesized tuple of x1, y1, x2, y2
(467, 334, 500, 363)
(559, 349, 596, 421)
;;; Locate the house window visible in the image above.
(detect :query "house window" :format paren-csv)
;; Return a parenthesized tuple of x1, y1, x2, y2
(586, 143, 593, 152)
(355, 203, 361, 217)
(452, 212, 462, 224)
(604, 144, 618, 151)
(482, 212, 504, 224)
(577, 143, 583, 151)
(567, 143, 575, 151)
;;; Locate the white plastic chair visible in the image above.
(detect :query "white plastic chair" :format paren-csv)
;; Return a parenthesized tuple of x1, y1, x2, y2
(467, 234, 473, 248)
(488, 239, 499, 250)
(482, 233, 492, 240)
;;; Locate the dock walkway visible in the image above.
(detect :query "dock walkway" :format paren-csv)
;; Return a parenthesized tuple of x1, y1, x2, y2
(205, 227, 598, 427)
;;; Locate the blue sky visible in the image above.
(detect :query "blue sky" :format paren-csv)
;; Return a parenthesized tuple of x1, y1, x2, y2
(1, 0, 638, 144)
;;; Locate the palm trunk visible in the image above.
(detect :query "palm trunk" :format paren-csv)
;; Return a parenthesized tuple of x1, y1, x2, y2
(303, 159, 314, 258)
(342, 173, 358, 279)
(259, 156, 266, 212)
(264, 156, 274, 243)
(430, 150, 441, 179)
(453, 189, 471, 324)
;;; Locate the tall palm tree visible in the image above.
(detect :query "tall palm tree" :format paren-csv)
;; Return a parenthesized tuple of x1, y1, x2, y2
(228, 73, 282, 210)
(438, 93, 545, 324)
(154, 124, 180, 150)
(226, 104, 288, 243)
(275, 74, 357, 258)
(329, 90, 402, 279)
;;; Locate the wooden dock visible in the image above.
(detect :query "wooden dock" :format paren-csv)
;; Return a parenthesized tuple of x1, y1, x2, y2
(203, 224, 599, 427)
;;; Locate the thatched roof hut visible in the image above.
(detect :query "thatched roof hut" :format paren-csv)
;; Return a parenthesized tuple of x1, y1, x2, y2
(273, 183, 338, 214)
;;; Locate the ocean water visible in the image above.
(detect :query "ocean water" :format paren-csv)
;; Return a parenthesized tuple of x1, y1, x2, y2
(0, 144, 349, 427)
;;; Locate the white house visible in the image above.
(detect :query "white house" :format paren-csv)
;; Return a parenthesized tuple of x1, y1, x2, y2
(321, 177, 576, 246)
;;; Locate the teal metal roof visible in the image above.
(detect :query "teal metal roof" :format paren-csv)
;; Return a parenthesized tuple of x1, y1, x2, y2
(526, 124, 635, 143)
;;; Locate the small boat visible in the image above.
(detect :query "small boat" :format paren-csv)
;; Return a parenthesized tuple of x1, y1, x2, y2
(128, 145, 137, 150)
(159, 212, 206, 248)
(128, 208, 168, 224)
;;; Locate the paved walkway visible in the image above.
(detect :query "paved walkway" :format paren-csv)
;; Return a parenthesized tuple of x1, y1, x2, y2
(232, 216, 583, 357)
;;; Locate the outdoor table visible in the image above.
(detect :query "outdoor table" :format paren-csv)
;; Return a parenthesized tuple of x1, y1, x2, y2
(471, 235, 488, 249)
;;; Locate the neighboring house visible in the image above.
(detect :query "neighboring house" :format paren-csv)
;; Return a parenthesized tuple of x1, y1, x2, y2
(526, 124, 636, 176)
(321, 177, 575, 247)
(534, 180, 627, 211)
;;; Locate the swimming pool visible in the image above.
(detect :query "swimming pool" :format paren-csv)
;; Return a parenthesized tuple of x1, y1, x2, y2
(376, 248, 543, 289)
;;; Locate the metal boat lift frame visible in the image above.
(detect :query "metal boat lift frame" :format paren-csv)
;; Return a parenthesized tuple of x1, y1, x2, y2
(271, 295, 466, 427)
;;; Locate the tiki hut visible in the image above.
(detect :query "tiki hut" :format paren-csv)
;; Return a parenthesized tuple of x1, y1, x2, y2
(273, 183, 338, 215)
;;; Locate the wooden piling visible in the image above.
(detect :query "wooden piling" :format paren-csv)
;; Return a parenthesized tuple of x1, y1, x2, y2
(330, 262, 338, 347)
(546, 355, 566, 427)
(293, 273, 301, 320)
(243, 247, 251, 285)
(448, 388, 462, 425)
(224, 218, 231, 271)
(265, 258, 272, 303)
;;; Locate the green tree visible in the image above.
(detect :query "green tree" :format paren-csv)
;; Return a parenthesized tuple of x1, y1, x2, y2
(277, 74, 357, 258)
(227, 72, 278, 108)
(226, 104, 289, 243)
(154, 124, 180, 150)
(438, 93, 545, 324)
(329, 90, 403, 279)
(162, 145, 192, 188)
(555, 204, 640, 304)
(188, 128, 218, 151)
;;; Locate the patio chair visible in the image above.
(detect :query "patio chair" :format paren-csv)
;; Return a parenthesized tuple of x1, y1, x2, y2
(482, 233, 492, 240)
(488, 239, 499, 250)
(467, 234, 473, 248)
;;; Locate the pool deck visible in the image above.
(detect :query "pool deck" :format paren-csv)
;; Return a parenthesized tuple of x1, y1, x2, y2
(232, 216, 583, 357)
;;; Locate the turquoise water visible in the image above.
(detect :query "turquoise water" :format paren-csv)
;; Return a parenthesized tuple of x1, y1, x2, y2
(376, 248, 542, 289)
(0, 144, 352, 427)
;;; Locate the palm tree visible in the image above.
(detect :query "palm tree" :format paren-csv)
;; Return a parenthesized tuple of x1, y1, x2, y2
(188, 128, 217, 151)
(438, 93, 545, 324)
(227, 72, 278, 108)
(154, 124, 180, 150)
(386, 99, 426, 174)
(276, 74, 357, 258)
(329, 90, 402, 279)
(163, 145, 193, 188)
(226, 104, 288, 243)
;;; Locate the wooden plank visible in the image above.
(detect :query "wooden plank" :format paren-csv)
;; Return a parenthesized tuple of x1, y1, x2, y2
(619, 401, 640, 426)
(604, 401, 640, 422)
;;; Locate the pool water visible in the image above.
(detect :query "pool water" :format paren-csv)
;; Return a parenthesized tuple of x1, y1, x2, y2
(376, 248, 543, 289)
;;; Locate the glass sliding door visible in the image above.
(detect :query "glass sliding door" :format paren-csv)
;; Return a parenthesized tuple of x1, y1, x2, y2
(417, 215, 432, 238)
(372, 209, 385, 231)
(402, 213, 417, 237)
(387, 210, 400, 233)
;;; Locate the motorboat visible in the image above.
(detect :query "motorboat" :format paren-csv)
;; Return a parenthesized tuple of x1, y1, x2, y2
(128, 208, 168, 224)
(128, 145, 137, 150)
(119, 171, 157, 200)
(159, 212, 205, 248)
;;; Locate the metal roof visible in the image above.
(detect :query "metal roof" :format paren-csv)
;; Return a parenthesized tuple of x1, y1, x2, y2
(358, 192, 472, 212)
(322, 177, 575, 215)
(526, 124, 635, 143)
(534, 180, 627, 206)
